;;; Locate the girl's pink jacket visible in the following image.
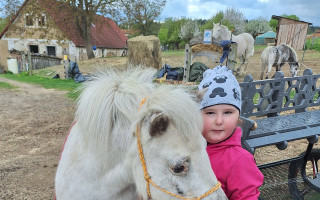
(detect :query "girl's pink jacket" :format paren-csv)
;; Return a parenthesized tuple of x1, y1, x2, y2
(206, 127, 264, 200)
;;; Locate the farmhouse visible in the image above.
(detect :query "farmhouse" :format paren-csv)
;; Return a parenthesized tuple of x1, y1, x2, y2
(272, 15, 312, 50)
(0, 0, 128, 71)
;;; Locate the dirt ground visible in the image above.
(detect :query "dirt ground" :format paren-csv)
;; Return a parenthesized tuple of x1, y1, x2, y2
(1, 48, 319, 199)
(0, 78, 75, 199)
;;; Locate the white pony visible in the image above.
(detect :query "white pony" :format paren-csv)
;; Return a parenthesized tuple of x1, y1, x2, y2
(212, 22, 255, 75)
(260, 44, 299, 79)
(55, 67, 227, 200)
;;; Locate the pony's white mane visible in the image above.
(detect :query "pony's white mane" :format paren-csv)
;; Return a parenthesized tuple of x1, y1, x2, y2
(75, 67, 156, 145)
(285, 44, 298, 61)
(134, 85, 203, 148)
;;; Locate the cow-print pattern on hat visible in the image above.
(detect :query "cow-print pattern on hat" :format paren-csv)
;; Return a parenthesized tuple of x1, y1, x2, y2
(210, 87, 227, 98)
(198, 65, 241, 112)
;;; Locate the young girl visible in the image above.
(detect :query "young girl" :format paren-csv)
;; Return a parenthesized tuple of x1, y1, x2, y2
(198, 66, 264, 200)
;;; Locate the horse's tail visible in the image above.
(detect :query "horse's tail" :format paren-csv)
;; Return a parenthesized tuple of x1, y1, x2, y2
(260, 59, 265, 80)
(246, 34, 255, 57)
(75, 66, 156, 141)
(260, 48, 268, 80)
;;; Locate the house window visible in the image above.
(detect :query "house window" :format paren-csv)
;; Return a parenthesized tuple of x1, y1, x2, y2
(38, 15, 46, 27)
(25, 15, 33, 26)
(29, 45, 39, 53)
(47, 46, 56, 56)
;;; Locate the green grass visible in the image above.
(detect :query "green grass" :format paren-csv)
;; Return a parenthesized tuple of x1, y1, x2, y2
(32, 69, 58, 78)
(252, 90, 319, 105)
(0, 73, 81, 100)
(162, 49, 185, 56)
(0, 81, 18, 90)
(254, 45, 268, 51)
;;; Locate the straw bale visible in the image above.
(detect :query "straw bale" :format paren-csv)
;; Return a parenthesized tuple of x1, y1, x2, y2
(127, 35, 162, 69)
(191, 44, 223, 54)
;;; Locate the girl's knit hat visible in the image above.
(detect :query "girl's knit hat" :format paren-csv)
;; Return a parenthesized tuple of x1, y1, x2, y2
(198, 65, 241, 112)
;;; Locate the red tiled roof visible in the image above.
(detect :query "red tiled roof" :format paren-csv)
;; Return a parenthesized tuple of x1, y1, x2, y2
(1, 0, 128, 49)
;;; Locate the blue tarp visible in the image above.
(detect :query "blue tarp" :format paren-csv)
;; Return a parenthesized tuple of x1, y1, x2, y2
(69, 61, 89, 83)
(157, 63, 184, 81)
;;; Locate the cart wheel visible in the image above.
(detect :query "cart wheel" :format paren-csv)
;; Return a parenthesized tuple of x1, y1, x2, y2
(288, 149, 320, 200)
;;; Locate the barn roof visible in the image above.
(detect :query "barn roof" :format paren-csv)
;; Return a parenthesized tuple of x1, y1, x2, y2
(0, 0, 128, 49)
(272, 15, 312, 25)
(256, 31, 276, 39)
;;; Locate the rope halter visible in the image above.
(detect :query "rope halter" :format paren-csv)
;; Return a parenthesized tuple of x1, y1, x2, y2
(136, 97, 221, 200)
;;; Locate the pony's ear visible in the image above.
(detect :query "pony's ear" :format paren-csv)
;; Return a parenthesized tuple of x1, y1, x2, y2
(193, 88, 208, 103)
(149, 113, 170, 137)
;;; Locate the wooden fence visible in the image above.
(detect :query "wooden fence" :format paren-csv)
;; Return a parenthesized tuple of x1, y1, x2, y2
(8, 50, 62, 73)
(30, 54, 62, 70)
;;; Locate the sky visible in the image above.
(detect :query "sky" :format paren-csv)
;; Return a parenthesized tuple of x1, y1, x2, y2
(159, 0, 320, 27)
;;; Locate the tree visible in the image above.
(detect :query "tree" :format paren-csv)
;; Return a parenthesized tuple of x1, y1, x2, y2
(223, 7, 246, 35)
(245, 17, 272, 38)
(0, 18, 8, 33)
(158, 17, 184, 49)
(0, 0, 24, 33)
(111, 0, 166, 36)
(62, 0, 117, 59)
(201, 11, 224, 32)
(179, 19, 201, 43)
(158, 27, 169, 45)
(200, 8, 246, 35)
(0, 0, 23, 19)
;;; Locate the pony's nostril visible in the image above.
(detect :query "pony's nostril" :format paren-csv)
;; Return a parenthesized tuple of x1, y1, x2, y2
(173, 164, 185, 173)
(169, 157, 190, 175)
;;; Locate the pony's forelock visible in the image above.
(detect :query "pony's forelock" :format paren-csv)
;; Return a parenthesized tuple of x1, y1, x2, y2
(134, 86, 203, 148)
(75, 66, 156, 146)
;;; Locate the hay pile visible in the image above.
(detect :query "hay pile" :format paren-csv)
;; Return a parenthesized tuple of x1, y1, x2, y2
(127, 35, 162, 69)
(191, 44, 223, 54)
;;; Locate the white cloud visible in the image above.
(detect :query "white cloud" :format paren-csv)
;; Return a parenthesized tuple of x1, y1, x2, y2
(160, 0, 320, 26)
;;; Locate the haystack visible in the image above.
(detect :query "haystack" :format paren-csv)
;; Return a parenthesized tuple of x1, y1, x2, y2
(191, 44, 223, 54)
(127, 35, 162, 69)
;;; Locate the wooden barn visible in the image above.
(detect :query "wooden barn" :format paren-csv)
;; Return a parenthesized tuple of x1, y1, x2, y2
(272, 15, 312, 50)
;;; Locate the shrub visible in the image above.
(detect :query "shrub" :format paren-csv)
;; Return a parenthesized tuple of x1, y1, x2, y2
(305, 38, 320, 51)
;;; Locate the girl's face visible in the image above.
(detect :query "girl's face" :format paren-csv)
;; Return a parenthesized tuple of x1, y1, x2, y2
(201, 104, 239, 144)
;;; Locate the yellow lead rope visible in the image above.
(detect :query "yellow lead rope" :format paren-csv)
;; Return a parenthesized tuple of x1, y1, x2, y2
(136, 97, 221, 200)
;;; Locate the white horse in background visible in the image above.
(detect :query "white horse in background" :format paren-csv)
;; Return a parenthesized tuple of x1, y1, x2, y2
(55, 67, 227, 200)
(260, 44, 299, 79)
(212, 22, 255, 75)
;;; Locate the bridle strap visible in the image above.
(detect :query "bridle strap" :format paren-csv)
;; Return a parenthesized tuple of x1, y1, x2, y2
(136, 98, 221, 200)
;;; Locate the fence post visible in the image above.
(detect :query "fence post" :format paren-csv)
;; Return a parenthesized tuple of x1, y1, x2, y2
(227, 43, 238, 72)
(183, 43, 191, 82)
(27, 51, 33, 75)
(64, 55, 70, 79)
(21, 51, 26, 72)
